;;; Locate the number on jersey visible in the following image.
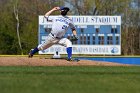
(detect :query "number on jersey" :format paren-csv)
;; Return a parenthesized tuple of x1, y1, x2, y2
(62, 25, 68, 30)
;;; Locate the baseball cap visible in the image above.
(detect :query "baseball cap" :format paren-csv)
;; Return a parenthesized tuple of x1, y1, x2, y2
(59, 6, 70, 11)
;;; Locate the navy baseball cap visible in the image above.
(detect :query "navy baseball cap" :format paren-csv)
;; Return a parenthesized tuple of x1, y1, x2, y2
(59, 6, 70, 11)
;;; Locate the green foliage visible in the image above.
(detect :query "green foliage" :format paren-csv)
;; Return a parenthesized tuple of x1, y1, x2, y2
(0, 1, 19, 54)
(0, 0, 139, 55)
(0, 0, 63, 54)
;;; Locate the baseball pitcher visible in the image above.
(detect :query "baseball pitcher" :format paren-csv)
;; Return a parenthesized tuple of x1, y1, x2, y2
(28, 6, 78, 61)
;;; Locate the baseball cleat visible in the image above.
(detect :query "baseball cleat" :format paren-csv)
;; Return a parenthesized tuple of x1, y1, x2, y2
(28, 53, 33, 58)
(67, 58, 73, 61)
(28, 49, 33, 58)
(66, 58, 80, 62)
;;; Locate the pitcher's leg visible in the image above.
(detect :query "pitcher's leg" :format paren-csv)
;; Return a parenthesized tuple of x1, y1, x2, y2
(58, 38, 72, 60)
(66, 47, 72, 60)
(28, 43, 54, 58)
(28, 35, 56, 58)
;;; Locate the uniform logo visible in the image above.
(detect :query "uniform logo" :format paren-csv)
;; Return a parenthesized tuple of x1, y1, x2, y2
(111, 47, 119, 53)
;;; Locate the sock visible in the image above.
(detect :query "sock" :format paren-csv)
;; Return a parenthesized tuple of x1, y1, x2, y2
(31, 47, 39, 55)
(66, 47, 72, 59)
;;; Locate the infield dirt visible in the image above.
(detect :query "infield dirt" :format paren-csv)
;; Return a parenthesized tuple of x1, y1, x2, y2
(0, 57, 130, 66)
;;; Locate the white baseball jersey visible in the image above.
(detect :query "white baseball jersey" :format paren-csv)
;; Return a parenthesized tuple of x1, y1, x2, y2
(47, 16, 75, 38)
(38, 15, 75, 50)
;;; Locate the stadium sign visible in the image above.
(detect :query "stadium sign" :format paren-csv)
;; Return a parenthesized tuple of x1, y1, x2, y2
(38, 16, 121, 55)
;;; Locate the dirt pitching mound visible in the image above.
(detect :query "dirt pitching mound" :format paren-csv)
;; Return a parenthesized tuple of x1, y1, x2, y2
(0, 56, 130, 66)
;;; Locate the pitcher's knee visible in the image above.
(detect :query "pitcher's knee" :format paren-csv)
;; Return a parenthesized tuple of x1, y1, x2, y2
(37, 44, 44, 50)
(66, 39, 72, 47)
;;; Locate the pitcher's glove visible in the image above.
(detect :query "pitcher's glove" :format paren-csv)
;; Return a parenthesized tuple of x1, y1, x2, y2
(70, 35, 78, 41)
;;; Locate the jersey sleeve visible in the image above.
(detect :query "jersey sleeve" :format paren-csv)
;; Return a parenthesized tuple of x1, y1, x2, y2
(44, 16, 54, 21)
(69, 20, 76, 30)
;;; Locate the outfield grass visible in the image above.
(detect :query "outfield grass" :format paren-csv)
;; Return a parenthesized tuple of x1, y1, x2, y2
(0, 66, 140, 93)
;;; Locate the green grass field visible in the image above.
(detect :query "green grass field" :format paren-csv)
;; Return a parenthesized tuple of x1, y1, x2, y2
(0, 66, 140, 93)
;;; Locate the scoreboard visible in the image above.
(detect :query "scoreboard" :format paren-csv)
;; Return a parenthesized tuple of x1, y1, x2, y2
(38, 16, 121, 55)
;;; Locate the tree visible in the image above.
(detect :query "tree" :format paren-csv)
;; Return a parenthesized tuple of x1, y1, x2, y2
(13, 0, 23, 55)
